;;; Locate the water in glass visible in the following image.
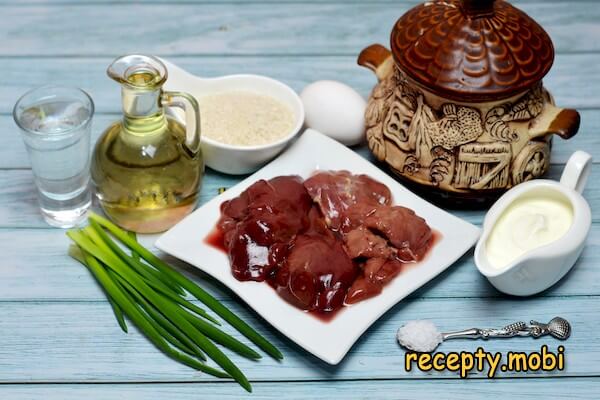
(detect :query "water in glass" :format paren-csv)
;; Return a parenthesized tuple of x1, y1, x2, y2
(14, 86, 94, 228)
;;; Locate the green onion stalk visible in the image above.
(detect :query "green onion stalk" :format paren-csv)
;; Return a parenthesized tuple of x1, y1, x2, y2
(67, 212, 285, 392)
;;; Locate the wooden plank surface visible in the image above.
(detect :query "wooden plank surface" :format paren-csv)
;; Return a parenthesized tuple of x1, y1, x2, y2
(1, 297, 598, 382)
(0, 2, 598, 56)
(0, 0, 598, 398)
(4, 0, 595, 3)
(2, 379, 599, 400)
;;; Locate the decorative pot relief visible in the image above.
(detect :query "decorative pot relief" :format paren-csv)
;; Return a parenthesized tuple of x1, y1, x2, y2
(362, 63, 577, 196)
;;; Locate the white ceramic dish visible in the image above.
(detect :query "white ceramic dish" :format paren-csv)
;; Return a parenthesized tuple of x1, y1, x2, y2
(156, 129, 480, 364)
(160, 58, 305, 175)
(474, 151, 592, 296)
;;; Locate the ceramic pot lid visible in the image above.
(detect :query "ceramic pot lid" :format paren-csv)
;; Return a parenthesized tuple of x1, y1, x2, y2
(390, 0, 554, 102)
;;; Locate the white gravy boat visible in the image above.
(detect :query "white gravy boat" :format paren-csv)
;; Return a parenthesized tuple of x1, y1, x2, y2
(474, 151, 592, 296)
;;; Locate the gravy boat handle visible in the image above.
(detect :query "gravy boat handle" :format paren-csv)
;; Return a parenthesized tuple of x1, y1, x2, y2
(560, 151, 592, 194)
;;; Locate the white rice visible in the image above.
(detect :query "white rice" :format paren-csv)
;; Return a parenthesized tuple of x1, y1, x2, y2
(198, 90, 295, 146)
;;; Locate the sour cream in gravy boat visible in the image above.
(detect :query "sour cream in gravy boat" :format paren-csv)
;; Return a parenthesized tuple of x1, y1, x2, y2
(475, 151, 592, 296)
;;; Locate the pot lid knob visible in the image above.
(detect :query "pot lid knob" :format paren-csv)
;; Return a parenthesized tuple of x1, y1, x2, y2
(461, 0, 496, 18)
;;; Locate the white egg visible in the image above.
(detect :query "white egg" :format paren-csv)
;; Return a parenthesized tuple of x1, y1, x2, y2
(300, 80, 367, 146)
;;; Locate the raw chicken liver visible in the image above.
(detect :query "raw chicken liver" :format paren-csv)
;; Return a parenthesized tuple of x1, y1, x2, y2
(213, 171, 434, 315)
(304, 170, 391, 232)
(305, 171, 433, 303)
(273, 230, 357, 312)
(363, 206, 433, 262)
(218, 176, 312, 281)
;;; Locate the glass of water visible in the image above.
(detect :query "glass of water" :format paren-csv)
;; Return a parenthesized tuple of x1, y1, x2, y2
(13, 85, 94, 228)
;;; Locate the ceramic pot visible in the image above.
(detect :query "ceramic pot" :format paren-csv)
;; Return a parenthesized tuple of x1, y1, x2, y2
(358, 0, 580, 204)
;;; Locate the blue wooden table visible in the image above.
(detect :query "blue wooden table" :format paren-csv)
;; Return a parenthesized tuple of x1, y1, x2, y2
(1, 1, 599, 398)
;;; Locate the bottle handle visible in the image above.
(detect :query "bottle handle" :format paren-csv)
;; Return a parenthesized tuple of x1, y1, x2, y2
(161, 91, 201, 155)
(560, 150, 592, 194)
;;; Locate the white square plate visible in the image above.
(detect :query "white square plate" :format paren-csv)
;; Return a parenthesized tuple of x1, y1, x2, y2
(156, 129, 480, 364)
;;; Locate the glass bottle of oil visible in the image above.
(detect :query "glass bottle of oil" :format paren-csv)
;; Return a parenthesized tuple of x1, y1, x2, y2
(91, 55, 204, 233)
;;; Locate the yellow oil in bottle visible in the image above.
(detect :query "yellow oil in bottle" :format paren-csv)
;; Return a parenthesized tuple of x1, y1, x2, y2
(92, 58, 204, 233)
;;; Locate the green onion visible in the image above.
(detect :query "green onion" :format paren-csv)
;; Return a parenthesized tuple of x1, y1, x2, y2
(89, 212, 284, 360)
(109, 269, 207, 361)
(108, 296, 129, 333)
(85, 223, 184, 296)
(69, 245, 128, 333)
(182, 309, 261, 359)
(68, 229, 252, 391)
(67, 214, 284, 393)
(128, 231, 140, 262)
(95, 221, 183, 294)
(85, 222, 220, 325)
(73, 243, 229, 380)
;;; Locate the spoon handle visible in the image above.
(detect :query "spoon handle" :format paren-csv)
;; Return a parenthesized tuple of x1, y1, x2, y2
(442, 328, 518, 341)
(441, 321, 543, 341)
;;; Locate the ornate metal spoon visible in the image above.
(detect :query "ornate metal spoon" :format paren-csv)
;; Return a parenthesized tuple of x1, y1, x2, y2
(397, 317, 571, 352)
(441, 317, 571, 341)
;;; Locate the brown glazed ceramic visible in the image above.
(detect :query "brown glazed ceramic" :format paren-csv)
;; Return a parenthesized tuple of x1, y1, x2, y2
(358, 0, 580, 204)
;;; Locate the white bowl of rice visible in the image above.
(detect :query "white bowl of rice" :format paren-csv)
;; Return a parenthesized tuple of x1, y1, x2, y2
(161, 59, 305, 175)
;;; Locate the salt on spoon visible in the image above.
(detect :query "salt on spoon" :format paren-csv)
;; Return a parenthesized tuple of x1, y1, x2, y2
(397, 320, 443, 352)
(397, 317, 571, 352)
